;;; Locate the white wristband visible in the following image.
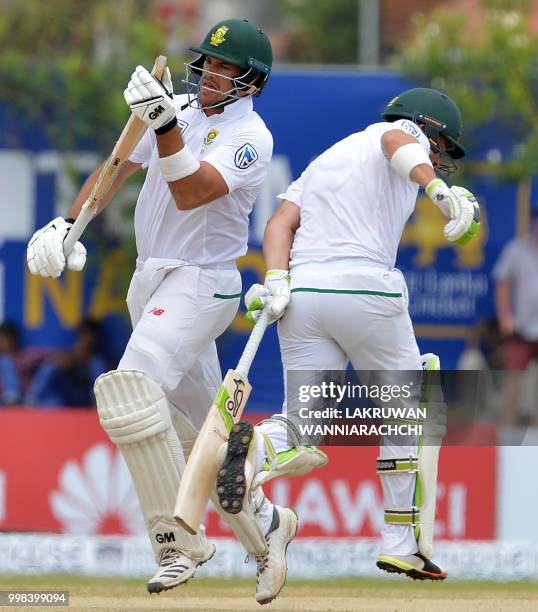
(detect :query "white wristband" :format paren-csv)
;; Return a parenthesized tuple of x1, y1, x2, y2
(159, 146, 200, 182)
(390, 142, 432, 179)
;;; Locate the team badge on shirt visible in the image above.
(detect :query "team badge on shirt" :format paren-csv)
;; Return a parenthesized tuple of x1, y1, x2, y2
(234, 143, 258, 169)
(210, 25, 229, 46)
(203, 129, 219, 146)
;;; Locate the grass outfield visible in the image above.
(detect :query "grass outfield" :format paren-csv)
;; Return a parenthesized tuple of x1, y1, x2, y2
(0, 575, 537, 611)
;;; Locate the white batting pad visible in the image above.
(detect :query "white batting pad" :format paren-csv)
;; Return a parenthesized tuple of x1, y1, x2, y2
(94, 369, 211, 561)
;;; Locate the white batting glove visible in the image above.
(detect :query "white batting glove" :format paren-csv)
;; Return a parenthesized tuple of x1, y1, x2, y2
(245, 270, 291, 324)
(425, 178, 461, 219)
(27, 217, 87, 278)
(444, 185, 481, 245)
(426, 179, 481, 245)
(124, 66, 177, 132)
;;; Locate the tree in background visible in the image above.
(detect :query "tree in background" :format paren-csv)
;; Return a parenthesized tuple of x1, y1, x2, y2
(278, 0, 358, 64)
(0, 0, 168, 153)
(0, 0, 173, 293)
(395, 0, 538, 182)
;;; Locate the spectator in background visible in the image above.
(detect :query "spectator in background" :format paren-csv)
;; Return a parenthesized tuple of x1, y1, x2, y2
(457, 317, 504, 371)
(493, 208, 538, 425)
(0, 321, 47, 405)
(0, 322, 22, 404)
(25, 319, 106, 408)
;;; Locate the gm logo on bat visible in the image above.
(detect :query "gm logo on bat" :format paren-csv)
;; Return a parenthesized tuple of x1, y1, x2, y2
(226, 378, 245, 417)
(149, 104, 166, 120)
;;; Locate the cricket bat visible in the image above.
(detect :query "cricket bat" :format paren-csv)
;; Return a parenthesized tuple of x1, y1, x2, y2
(174, 308, 271, 535)
(63, 55, 167, 254)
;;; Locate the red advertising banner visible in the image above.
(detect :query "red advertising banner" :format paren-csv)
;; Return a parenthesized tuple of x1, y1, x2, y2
(0, 410, 496, 539)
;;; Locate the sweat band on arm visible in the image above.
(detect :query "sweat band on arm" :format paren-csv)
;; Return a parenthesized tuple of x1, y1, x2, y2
(390, 142, 433, 179)
(158, 146, 200, 182)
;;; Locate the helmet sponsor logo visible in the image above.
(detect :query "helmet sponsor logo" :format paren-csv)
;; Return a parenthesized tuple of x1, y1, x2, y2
(203, 128, 219, 146)
(234, 143, 258, 169)
(210, 25, 229, 47)
(386, 96, 399, 107)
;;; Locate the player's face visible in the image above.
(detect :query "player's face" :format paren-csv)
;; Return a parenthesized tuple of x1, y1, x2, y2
(429, 133, 455, 169)
(198, 56, 243, 107)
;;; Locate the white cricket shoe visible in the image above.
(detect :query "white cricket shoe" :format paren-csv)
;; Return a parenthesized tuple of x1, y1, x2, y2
(255, 505, 298, 605)
(216, 420, 327, 514)
(147, 542, 216, 593)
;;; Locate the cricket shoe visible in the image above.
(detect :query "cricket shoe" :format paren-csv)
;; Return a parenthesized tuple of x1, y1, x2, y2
(217, 420, 327, 514)
(147, 542, 216, 593)
(216, 420, 256, 514)
(255, 505, 298, 605)
(376, 553, 447, 581)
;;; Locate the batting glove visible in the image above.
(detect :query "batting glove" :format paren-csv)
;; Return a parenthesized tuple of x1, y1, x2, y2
(445, 185, 480, 245)
(124, 65, 177, 133)
(245, 270, 291, 325)
(426, 178, 461, 219)
(27, 217, 87, 278)
(426, 179, 480, 245)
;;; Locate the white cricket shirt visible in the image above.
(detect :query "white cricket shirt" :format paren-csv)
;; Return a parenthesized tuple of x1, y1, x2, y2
(129, 95, 273, 266)
(280, 120, 430, 270)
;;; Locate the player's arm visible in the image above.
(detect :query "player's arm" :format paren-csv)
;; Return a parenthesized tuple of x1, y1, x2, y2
(123, 64, 231, 210)
(381, 129, 436, 188)
(381, 126, 480, 245)
(245, 200, 300, 324)
(495, 279, 516, 335)
(263, 200, 301, 270)
(155, 128, 228, 210)
(27, 159, 142, 279)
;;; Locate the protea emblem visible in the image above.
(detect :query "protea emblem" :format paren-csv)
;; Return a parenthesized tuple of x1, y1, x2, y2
(210, 26, 229, 47)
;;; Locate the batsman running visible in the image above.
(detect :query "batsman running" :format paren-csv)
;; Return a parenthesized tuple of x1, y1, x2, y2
(26, 18, 297, 604)
(222, 88, 479, 580)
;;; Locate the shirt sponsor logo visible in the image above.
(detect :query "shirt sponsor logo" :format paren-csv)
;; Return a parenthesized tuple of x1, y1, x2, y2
(203, 128, 219, 146)
(400, 120, 421, 138)
(178, 119, 189, 134)
(149, 307, 165, 316)
(234, 143, 258, 169)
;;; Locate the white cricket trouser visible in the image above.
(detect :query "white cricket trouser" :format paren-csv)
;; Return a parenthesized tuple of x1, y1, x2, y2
(119, 258, 241, 431)
(259, 260, 421, 556)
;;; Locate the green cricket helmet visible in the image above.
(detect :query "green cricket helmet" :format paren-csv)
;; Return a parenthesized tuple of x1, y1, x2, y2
(381, 87, 465, 160)
(185, 18, 273, 109)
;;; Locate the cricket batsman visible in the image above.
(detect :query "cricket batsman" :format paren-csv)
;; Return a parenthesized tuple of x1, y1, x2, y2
(220, 88, 480, 580)
(26, 18, 296, 605)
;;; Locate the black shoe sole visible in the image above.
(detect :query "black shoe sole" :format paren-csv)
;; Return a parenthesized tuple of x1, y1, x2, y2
(376, 560, 447, 581)
(216, 420, 254, 514)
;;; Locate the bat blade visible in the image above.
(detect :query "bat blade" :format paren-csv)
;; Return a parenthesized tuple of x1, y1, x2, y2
(64, 55, 167, 253)
(174, 369, 251, 535)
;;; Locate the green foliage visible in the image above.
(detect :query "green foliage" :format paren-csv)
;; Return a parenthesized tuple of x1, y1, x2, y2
(278, 0, 358, 63)
(394, 0, 538, 180)
(0, 0, 171, 154)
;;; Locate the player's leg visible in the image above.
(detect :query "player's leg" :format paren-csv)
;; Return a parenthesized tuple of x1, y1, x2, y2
(96, 264, 239, 592)
(173, 343, 298, 605)
(331, 282, 446, 580)
(217, 289, 345, 603)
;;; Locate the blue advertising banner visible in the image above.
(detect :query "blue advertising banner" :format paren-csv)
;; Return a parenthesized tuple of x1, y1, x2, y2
(0, 71, 530, 411)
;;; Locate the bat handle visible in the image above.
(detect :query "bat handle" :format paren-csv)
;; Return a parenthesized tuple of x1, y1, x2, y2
(235, 307, 271, 379)
(63, 202, 96, 255)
